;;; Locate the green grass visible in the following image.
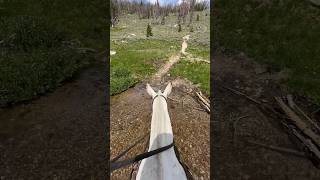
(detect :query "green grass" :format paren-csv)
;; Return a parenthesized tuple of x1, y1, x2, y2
(214, 0, 320, 104)
(110, 10, 210, 95)
(188, 43, 210, 59)
(170, 45, 210, 95)
(110, 39, 179, 95)
(0, 0, 106, 106)
(171, 61, 210, 95)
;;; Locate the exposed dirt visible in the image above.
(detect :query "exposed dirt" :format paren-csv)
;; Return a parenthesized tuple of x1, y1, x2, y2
(212, 51, 320, 180)
(152, 53, 181, 84)
(110, 80, 210, 180)
(0, 63, 107, 179)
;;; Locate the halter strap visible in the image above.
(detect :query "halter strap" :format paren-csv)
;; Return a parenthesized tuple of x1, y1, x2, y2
(152, 94, 167, 104)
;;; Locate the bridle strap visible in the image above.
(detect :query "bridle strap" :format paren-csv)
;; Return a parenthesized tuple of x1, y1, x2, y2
(152, 94, 167, 104)
(110, 142, 174, 172)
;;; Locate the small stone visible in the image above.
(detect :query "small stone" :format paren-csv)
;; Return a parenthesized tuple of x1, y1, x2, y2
(110, 50, 116, 56)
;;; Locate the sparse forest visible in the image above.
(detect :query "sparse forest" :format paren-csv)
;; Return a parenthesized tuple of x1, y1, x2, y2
(110, 0, 210, 95)
(110, 0, 209, 27)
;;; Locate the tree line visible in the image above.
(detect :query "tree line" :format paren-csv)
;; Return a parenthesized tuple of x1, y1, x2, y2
(110, 0, 209, 27)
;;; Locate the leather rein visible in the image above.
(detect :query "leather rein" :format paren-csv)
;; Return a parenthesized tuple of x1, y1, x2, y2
(110, 94, 174, 172)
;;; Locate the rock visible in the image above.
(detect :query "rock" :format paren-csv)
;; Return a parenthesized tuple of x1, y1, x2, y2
(183, 35, 190, 41)
(110, 50, 116, 56)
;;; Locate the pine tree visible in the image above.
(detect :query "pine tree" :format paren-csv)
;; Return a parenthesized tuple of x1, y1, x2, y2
(146, 24, 153, 37)
(178, 24, 182, 32)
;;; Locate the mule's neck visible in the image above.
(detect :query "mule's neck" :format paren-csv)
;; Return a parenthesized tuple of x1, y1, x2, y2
(148, 95, 173, 150)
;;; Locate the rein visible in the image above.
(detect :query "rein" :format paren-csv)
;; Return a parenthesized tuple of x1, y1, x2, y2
(110, 94, 174, 172)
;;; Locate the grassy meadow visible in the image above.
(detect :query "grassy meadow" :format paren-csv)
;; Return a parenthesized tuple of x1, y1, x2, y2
(0, 0, 107, 106)
(214, 0, 320, 104)
(111, 10, 210, 95)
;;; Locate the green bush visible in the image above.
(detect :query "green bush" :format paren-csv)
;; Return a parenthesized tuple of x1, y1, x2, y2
(0, 16, 66, 51)
(110, 67, 137, 95)
(0, 16, 90, 106)
(190, 26, 194, 32)
(214, 0, 320, 104)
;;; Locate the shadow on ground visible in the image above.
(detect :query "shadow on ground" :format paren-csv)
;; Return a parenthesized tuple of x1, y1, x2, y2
(0, 63, 107, 179)
(212, 51, 320, 180)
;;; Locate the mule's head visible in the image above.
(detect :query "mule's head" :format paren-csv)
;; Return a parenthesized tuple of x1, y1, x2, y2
(146, 83, 172, 100)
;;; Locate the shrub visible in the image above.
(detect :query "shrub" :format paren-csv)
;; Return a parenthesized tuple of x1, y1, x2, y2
(178, 24, 182, 32)
(0, 16, 90, 106)
(146, 23, 153, 37)
(190, 26, 194, 32)
(110, 67, 137, 95)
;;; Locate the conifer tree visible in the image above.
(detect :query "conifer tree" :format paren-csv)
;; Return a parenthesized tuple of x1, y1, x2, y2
(146, 24, 153, 37)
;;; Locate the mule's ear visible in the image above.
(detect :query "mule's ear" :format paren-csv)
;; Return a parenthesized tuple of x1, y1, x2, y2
(146, 83, 156, 98)
(163, 82, 172, 98)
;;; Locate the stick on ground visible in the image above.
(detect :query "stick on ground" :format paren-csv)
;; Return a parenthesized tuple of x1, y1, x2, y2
(246, 140, 306, 158)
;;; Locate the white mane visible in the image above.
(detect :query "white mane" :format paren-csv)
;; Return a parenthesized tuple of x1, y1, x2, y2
(136, 83, 187, 180)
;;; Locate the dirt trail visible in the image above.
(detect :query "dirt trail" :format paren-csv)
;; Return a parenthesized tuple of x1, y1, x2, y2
(212, 51, 320, 179)
(151, 35, 190, 84)
(0, 63, 107, 179)
(111, 36, 210, 179)
(152, 54, 181, 84)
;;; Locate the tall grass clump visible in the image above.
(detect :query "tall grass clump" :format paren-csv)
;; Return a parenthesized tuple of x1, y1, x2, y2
(0, 0, 107, 106)
(0, 16, 90, 106)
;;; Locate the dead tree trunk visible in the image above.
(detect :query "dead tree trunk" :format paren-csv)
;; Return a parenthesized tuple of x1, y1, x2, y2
(188, 0, 196, 27)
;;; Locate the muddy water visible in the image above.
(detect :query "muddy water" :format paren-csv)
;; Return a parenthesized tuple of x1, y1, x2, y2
(0, 64, 107, 179)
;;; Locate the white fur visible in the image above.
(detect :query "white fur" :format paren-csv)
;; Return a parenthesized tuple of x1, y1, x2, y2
(136, 83, 187, 180)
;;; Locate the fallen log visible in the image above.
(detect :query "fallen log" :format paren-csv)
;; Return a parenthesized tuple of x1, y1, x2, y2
(292, 128, 320, 160)
(275, 97, 320, 147)
(195, 91, 210, 113)
(287, 95, 320, 133)
(222, 86, 261, 105)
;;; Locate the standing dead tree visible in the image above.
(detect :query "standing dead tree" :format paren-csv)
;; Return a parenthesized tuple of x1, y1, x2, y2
(111, 0, 120, 27)
(188, 0, 196, 27)
(177, 0, 190, 25)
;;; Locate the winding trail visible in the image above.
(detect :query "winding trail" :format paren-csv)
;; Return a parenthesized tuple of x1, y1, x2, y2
(151, 35, 190, 84)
